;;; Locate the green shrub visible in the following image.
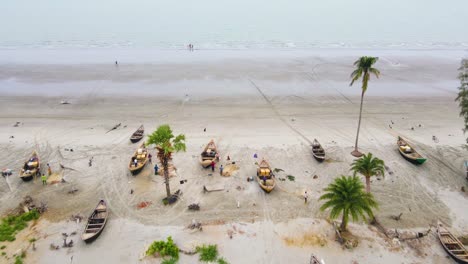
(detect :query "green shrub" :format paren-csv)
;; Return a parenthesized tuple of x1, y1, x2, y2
(14, 255, 23, 264)
(196, 244, 218, 262)
(0, 210, 40, 242)
(1, 252, 5, 256)
(217, 257, 229, 264)
(161, 257, 178, 264)
(0, 245, 5, 249)
(286, 175, 295, 181)
(146, 236, 179, 260)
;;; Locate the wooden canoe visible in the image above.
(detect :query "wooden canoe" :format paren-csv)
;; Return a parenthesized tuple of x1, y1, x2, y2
(200, 140, 218, 168)
(130, 125, 144, 143)
(19, 151, 40, 182)
(311, 139, 326, 162)
(310, 254, 324, 264)
(397, 136, 426, 164)
(437, 221, 468, 264)
(82, 200, 108, 243)
(128, 142, 149, 175)
(256, 159, 276, 193)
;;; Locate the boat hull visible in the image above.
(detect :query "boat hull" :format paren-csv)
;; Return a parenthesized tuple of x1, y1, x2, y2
(130, 164, 146, 175)
(20, 175, 34, 182)
(399, 151, 426, 165)
(312, 154, 325, 162)
(83, 225, 106, 244)
(130, 137, 143, 143)
(437, 222, 468, 264)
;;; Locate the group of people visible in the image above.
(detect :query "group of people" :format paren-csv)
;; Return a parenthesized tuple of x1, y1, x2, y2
(187, 44, 194, 51)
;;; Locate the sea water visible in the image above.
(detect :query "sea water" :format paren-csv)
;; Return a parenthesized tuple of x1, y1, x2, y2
(1, 0, 468, 51)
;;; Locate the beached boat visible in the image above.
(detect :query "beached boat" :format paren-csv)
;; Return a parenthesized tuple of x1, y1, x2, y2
(130, 125, 144, 143)
(437, 221, 468, 264)
(82, 200, 108, 243)
(256, 159, 276, 193)
(200, 140, 218, 168)
(397, 136, 426, 164)
(128, 142, 149, 175)
(19, 151, 40, 182)
(310, 254, 325, 264)
(311, 139, 326, 162)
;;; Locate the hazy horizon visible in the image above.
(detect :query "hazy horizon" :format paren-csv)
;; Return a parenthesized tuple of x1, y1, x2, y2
(1, 0, 468, 49)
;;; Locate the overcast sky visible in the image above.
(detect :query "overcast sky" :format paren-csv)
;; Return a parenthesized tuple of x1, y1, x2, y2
(1, 0, 467, 45)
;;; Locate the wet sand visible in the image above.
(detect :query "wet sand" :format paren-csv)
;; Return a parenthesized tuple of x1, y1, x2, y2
(0, 51, 467, 263)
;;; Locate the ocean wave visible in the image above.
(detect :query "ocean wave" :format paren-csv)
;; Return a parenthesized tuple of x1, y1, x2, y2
(0, 40, 467, 50)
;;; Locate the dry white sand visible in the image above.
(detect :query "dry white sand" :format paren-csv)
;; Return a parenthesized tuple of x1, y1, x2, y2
(0, 51, 467, 263)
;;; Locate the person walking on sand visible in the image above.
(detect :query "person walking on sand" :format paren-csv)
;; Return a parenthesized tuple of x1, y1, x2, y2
(41, 174, 47, 186)
(154, 164, 159, 175)
(304, 191, 308, 204)
(211, 161, 215, 172)
(47, 163, 52, 176)
(220, 164, 224, 176)
(148, 153, 152, 164)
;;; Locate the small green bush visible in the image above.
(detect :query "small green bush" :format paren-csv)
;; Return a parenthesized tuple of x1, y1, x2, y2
(1, 252, 5, 256)
(14, 255, 23, 264)
(0, 245, 5, 249)
(28, 238, 36, 243)
(146, 236, 179, 260)
(161, 257, 178, 264)
(0, 210, 40, 242)
(196, 244, 218, 262)
(286, 175, 295, 181)
(217, 257, 229, 264)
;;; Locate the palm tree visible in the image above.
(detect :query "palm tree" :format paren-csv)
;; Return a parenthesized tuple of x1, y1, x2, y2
(147, 125, 186, 199)
(350, 153, 385, 193)
(319, 175, 378, 231)
(350, 56, 380, 157)
(456, 59, 468, 141)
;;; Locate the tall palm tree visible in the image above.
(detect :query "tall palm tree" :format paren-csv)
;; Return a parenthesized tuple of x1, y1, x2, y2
(350, 153, 385, 193)
(319, 175, 378, 231)
(147, 125, 186, 199)
(350, 56, 380, 157)
(456, 59, 468, 141)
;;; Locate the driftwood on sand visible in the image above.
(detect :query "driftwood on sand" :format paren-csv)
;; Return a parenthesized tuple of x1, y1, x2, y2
(106, 123, 121, 134)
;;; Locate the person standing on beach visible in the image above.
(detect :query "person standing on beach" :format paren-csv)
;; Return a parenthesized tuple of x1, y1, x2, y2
(220, 164, 224, 176)
(41, 174, 47, 185)
(154, 164, 159, 175)
(148, 153, 152, 164)
(47, 163, 52, 176)
(304, 191, 308, 204)
(211, 161, 215, 172)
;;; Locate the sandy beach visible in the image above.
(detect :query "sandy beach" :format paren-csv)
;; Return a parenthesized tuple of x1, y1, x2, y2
(0, 50, 467, 264)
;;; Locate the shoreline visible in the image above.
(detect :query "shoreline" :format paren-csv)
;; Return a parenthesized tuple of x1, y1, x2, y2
(0, 51, 467, 263)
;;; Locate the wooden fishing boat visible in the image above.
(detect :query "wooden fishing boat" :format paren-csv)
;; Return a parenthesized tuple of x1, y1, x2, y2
(397, 136, 427, 164)
(310, 254, 325, 264)
(128, 142, 149, 175)
(311, 139, 326, 162)
(82, 200, 108, 243)
(200, 140, 218, 168)
(256, 159, 276, 193)
(437, 221, 468, 264)
(19, 151, 40, 182)
(130, 125, 144, 143)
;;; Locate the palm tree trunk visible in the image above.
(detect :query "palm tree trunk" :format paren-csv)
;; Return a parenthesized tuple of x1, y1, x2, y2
(162, 157, 171, 198)
(365, 176, 371, 193)
(340, 210, 348, 231)
(353, 90, 365, 155)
